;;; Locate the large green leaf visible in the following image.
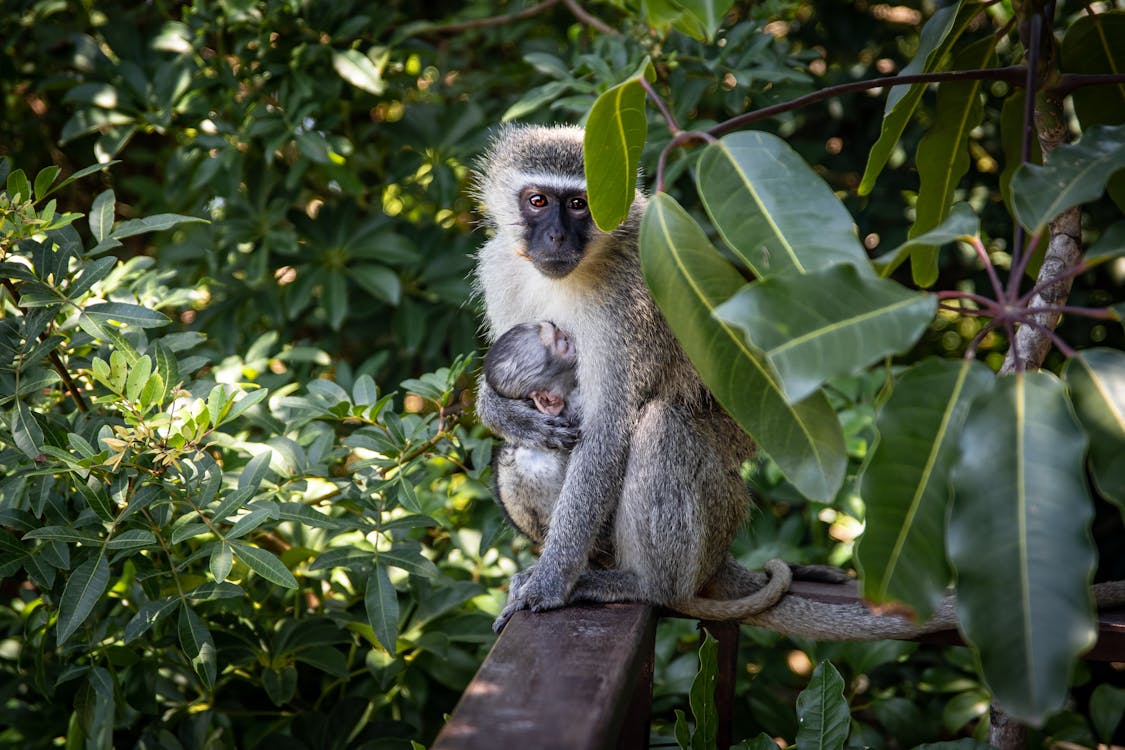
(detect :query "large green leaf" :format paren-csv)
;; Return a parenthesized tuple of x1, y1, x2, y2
(794, 661, 850, 750)
(178, 603, 217, 690)
(696, 132, 868, 278)
(639, 192, 846, 502)
(332, 49, 386, 96)
(1010, 124, 1125, 233)
(949, 372, 1097, 724)
(1063, 348, 1125, 509)
(909, 36, 995, 287)
(109, 212, 206, 240)
(1061, 11, 1125, 210)
(584, 59, 654, 231)
(859, 1, 986, 195)
(84, 302, 171, 329)
(230, 541, 298, 588)
(675, 0, 736, 41)
(365, 564, 399, 655)
(57, 552, 110, 644)
(688, 631, 719, 750)
(856, 358, 993, 621)
(714, 265, 936, 404)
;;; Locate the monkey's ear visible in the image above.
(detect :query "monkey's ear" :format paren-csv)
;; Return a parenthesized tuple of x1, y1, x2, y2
(530, 391, 565, 416)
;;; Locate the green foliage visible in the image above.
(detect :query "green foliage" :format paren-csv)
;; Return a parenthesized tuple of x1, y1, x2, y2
(794, 661, 850, 750)
(0, 162, 503, 746)
(584, 59, 654, 231)
(639, 192, 846, 502)
(949, 372, 1097, 719)
(586, 0, 1125, 731)
(857, 358, 992, 621)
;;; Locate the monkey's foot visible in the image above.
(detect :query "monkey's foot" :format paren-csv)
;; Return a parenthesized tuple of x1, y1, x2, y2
(492, 567, 568, 632)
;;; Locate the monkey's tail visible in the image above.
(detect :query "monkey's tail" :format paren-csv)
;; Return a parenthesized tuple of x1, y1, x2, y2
(678, 572, 1125, 642)
(675, 558, 792, 621)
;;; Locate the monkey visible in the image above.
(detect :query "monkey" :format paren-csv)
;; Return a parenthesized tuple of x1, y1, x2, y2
(471, 124, 1125, 640)
(473, 123, 806, 633)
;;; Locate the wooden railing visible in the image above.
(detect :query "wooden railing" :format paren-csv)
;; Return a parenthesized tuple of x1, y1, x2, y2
(431, 581, 1125, 750)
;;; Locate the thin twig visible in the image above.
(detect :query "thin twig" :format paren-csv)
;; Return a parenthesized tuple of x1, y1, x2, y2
(709, 67, 1027, 137)
(970, 237, 1007, 303)
(415, 0, 560, 34)
(1023, 304, 1117, 319)
(1053, 72, 1125, 97)
(559, 0, 619, 35)
(1, 278, 89, 413)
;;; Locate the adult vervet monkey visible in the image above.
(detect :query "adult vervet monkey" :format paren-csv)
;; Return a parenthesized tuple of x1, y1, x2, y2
(473, 124, 788, 631)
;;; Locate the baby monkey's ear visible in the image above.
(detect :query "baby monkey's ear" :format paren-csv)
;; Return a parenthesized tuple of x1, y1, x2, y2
(529, 390, 565, 417)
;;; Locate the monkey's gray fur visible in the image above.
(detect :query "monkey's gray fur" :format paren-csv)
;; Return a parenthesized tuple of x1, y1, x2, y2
(471, 123, 1125, 638)
(474, 124, 792, 632)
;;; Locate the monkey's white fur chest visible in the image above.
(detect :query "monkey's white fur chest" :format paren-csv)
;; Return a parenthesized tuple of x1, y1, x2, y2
(477, 235, 605, 338)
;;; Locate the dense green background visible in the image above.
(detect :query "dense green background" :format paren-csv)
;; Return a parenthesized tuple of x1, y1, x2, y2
(2, 1, 1123, 748)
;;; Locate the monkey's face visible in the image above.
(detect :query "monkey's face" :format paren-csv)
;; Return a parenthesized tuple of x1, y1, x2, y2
(518, 186, 593, 279)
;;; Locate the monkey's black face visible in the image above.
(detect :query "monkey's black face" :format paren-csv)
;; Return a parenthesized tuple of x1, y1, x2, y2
(518, 186, 593, 279)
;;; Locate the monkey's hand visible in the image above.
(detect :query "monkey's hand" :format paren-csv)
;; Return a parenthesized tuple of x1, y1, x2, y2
(492, 566, 569, 632)
(477, 380, 579, 450)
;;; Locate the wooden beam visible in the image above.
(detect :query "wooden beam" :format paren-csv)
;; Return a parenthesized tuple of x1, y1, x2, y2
(432, 603, 657, 750)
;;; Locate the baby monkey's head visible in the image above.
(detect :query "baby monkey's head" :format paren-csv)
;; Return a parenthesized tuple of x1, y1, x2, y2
(484, 321, 577, 416)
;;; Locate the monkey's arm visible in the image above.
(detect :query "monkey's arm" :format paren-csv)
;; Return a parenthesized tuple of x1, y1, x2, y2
(494, 374, 631, 628)
(475, 375, 578, 450)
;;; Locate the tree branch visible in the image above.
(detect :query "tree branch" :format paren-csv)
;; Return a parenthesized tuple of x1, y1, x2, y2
(709, 67, 1027, 137)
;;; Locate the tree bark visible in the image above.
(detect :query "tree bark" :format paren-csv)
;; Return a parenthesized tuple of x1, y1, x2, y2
(1000, 93, 1082, 374)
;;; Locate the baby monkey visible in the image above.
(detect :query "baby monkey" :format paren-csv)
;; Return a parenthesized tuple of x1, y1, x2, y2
(483, 321, 588, 552)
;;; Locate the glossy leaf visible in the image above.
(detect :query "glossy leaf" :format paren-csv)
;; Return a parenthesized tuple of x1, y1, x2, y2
(676, 0, 736, 41)
(109, 212, 207, 240)
(89, 188, 115, 243)
(33, 166, 60, 203)
(584, 59, 654, 231)
(909, 37, 995, 287)
(210, 542, 233, 583)
(57, 552, 110, 643)
(860, 2, 986, 194)
(1063, 348, 1125, 508)
(715, 265, 936, 404)
(365, 564, 399, 655)
(1010, 124, 1125, 233)
(639, 192, 846, 501)
(857, 358, 993, 620)
(230, 541, 298, 588)
(332, 49, 386, 95)
(688, 631, 719, 750)
(178, 603, 217, 690)
(949, 372, 1097, 724)
(84, 302, 171, 329)
(1061, 11, 1125, 209)
(697, 131, 868, 278)
(794, 661, 850, 750)
(1087, 221, 1125, 268)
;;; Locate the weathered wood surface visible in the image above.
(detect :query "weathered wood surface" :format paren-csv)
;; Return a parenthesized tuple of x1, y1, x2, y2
(431, 603, 657, 750)
(433, 581, 1125, 750)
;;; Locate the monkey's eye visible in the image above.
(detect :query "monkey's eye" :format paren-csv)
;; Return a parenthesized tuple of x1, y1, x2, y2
(567, 197, 588, 212)
(528, 193, 548, 208)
